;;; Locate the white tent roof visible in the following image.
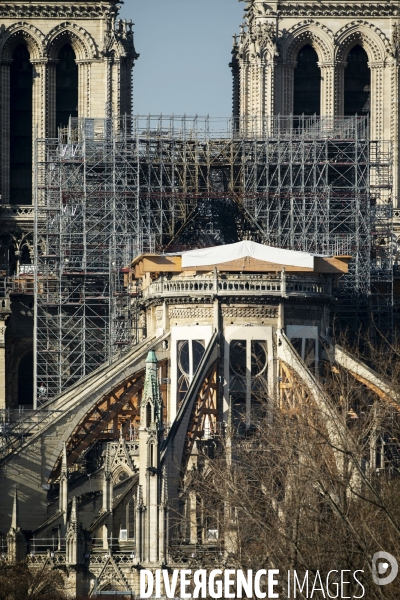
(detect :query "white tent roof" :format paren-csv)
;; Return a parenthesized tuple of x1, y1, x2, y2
(181, 240, 315, 269)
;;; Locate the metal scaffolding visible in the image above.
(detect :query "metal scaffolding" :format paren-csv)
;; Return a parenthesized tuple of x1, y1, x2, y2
(34, 115, 393, 405)
(34, 118, 139, 406)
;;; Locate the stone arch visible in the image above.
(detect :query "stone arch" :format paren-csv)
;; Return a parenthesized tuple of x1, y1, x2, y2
(280, 21, 334, 64)
(0, 22, 44, 60)
(277, 22, 333, 116)
(44, 22, 98, 60)
(111, 464, 133, 486)
(334, 22, 390, 135)
(335, 21, 390, 64)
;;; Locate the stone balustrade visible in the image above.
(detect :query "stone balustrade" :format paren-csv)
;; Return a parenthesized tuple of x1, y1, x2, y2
(0, 205, 34, 222)
(141, 272, 331, 301)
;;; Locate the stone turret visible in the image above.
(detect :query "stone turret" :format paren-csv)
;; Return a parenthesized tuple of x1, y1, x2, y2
(136, 350, 164, 565)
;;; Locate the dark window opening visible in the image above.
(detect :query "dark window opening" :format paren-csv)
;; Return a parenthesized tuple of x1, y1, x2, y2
(18, 351, 33, 406)
(293, 45, 321, 116)
(56, 44, 78, 130)
(10, 44, 33, 205)
(146, 402, 152, 427)
(344, 45, 370, 116)
(127, 499, 135, 539)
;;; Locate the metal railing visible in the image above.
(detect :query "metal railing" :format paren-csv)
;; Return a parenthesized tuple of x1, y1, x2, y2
(68, 115, 369, 142)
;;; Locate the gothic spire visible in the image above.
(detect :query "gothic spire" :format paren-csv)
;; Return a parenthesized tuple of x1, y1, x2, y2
(142, 350, 162, 426)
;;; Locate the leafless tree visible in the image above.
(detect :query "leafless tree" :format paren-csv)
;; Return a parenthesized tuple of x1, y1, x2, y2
(0, 561, 67, 600)
(187, 336, 400, 599)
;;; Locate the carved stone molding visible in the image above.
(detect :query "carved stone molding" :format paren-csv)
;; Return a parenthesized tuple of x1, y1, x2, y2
(222, 306, 278, 319)
(272, 4, 399, 18)
(0, 21, 46, 60)
(168, 307, 213, 320)
(44, 21, 99, 60)
(279, 20, 334, 63)
(334, 20, 392, 62)
(0, 4, 110, 19)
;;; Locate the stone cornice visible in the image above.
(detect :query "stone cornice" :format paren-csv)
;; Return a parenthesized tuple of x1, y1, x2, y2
(0, 3, 114, 19)
(253, 2, 399, 17)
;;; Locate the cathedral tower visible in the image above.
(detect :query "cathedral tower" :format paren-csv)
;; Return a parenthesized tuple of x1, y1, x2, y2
(232, 0, 399, 201)
(0, 1, 138, 408)
(0, 0, 138, 206)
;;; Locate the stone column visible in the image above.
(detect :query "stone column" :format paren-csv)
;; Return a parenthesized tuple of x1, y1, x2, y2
(31, 59, 49, 140)
(0, 297, 11, 410)
(391, 60, 400, 207)
(0, 59, 12, 204)
(76, 60, 92, 119)
(281, 62, 296, 115)
(334, 62, 346, 117)
(239, 62, 249, 120)
(265, 59, 277, 120)
(45, 59, 58, 137)
(31, 59, 50, 199)
(369, 62, 385, 142)
(105, 57, 113, 118)
(319, 62, 335, 117)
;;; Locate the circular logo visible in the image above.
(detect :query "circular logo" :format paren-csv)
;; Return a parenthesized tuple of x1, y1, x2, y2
(372, 552, 398, 586)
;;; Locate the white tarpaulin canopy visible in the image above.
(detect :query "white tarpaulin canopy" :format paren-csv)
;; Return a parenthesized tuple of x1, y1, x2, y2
(181, 240, 315, 269)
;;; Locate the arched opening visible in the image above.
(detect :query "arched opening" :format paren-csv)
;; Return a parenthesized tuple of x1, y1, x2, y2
(10, 44, 33, 205)
(18, 351, 33, 406)
(344, 45, 370, 116)
(56, 44, 78, 129)
(293, 44, 321, 116)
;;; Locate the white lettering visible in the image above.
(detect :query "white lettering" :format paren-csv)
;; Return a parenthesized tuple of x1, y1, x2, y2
(163, 569, 179, 599)
(268, 570, 279, 599)
(294, 571, 309, 598)
(254, 570, 266, 599)
(326, 570, 339, 599)
(224, 569, 236, 598)
(193, 570, 207, 599)
(209, 569, 223, 599)
(237, 570, 253, 599)
(341, 570, 351, 598)
(140, 570, 153, 598)
(181, 570, 192, 598)
(353, 571, 365, 599)
(155, 570, 161, 599)
(311, 572, 326, 598)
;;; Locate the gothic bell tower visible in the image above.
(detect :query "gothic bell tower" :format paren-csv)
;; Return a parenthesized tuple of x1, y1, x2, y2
(0, 0, 138, 409)
(232, 0, 400, 202)
(0, 0, 138, 206)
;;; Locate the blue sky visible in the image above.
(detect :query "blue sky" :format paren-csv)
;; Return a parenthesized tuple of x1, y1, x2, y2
(119, 0, 244, 116)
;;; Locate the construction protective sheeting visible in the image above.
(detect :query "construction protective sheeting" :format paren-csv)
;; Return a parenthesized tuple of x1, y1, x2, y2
(181, 241, 315, 269)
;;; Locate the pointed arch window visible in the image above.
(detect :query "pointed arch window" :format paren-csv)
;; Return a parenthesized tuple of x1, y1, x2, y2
(293, 44, 321, 116)
(56, 44, 78, 129)
(344, 45, 370, 116)
(10, 44, 33, 205)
